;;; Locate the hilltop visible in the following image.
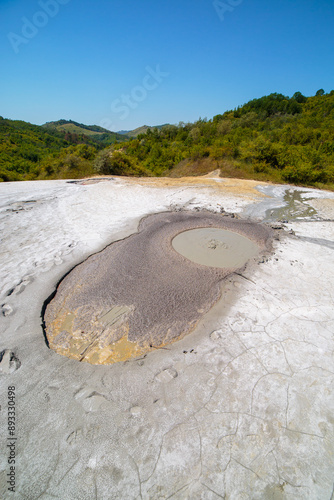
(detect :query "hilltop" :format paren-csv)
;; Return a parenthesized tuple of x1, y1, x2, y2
(117, 124, 169, 138)
(43, 119, 126, 143)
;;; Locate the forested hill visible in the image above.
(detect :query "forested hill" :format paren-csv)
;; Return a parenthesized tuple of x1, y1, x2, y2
(117, 124, 169, 138)
(1, 90, 334, 188)
(0, 117, 125, 181)
(105, 90, 334, 187)
(43, 119, 126, 142)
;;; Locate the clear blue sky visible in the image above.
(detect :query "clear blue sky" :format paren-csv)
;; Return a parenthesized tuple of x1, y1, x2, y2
(1, 0, 333, 131)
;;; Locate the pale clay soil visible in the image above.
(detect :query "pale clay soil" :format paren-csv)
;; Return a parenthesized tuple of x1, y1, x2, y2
(0, 174, 334, 499)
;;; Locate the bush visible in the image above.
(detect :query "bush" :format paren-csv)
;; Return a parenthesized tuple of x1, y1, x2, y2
(94, 149, 148, 176)
(282, 164, 328, 185)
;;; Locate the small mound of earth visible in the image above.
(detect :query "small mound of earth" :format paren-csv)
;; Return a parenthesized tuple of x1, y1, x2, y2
(44, 211, 272, 364)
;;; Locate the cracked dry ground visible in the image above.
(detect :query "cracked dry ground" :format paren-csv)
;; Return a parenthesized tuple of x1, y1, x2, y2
(0, 178, 334, 499)
(8, 222, 334, 500)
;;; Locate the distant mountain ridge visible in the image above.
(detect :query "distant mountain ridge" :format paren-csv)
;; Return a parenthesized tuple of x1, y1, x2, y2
(43, 120, 170, 140)
(117, 124, 169, 137)
(43, 119, 126, 141)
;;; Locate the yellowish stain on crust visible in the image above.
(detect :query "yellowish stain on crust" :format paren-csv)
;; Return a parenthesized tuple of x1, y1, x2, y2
(82, 173, 270, 201)
(48, 306, 153, 365)
(51, 327, 152, 365)
(90, 333, 150, 365)
(58, 311, 76, 333)
(127, 175, 269, 200)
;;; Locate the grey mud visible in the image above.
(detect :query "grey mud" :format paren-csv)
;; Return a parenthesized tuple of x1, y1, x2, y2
(44, 211, 273, 364)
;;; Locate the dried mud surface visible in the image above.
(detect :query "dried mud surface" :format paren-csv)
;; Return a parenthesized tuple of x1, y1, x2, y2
(44, 211, 272, 364)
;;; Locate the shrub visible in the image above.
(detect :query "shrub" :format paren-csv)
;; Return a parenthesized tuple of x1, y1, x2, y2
(94, 149, 148, 176)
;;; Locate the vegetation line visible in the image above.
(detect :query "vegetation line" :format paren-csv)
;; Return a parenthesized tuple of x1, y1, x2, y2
(1, 90, 333, 189)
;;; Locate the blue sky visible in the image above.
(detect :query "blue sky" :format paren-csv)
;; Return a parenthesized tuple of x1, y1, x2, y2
(1, 0, 333, 131)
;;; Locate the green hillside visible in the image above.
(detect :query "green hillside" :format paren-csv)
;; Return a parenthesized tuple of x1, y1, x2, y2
(1, 90, 334, 187)
(0, 117, 80, 181)
(0, 117, 126, 181)
(45, 121, 105, 136)
(103, 91, 334, 188)
(43, 119, 127, 143)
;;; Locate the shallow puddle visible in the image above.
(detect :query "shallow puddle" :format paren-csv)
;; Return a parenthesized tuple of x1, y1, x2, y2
(265, 189, 317, 221)
(172, 228, 259, 268)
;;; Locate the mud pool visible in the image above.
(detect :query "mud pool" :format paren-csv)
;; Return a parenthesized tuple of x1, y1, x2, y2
(172, 227, 260, 268)
(44, 211, 271, 365)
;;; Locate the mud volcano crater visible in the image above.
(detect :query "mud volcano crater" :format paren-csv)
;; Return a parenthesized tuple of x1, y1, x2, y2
(43, 211, 273, 364)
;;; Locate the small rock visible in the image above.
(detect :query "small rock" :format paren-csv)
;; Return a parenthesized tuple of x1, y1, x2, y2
(270, 223, 284, 230)
(87, 457, 97, 469)
(0, 350, 21, 374)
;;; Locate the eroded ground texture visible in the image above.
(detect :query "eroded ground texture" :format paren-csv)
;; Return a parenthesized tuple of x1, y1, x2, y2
(1, 175, 334, 499)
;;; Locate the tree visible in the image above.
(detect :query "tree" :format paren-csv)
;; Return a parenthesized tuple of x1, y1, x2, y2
(94, 149, 124, 175)
(316, 89, 325, 96)
(292, 91, 307, 103)
(94, 148, 147, 176)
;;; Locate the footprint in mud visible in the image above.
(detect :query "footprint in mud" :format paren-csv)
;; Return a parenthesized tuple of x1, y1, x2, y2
(210, 330, 224, 342)
(66, 426, 100, 445)
(1, 304, 13, 316)
(7, 276, 34, 296)
(67, 428, 84, 446)
(0, 350, 21, 374)
(155, 368, 178, 383)
(74, 386, 110, 412)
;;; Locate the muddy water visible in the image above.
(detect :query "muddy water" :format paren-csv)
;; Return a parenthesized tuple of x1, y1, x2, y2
(172, 228, 259, 268)
(244, 186, 320, 222)
(265, 189, 317, 221)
